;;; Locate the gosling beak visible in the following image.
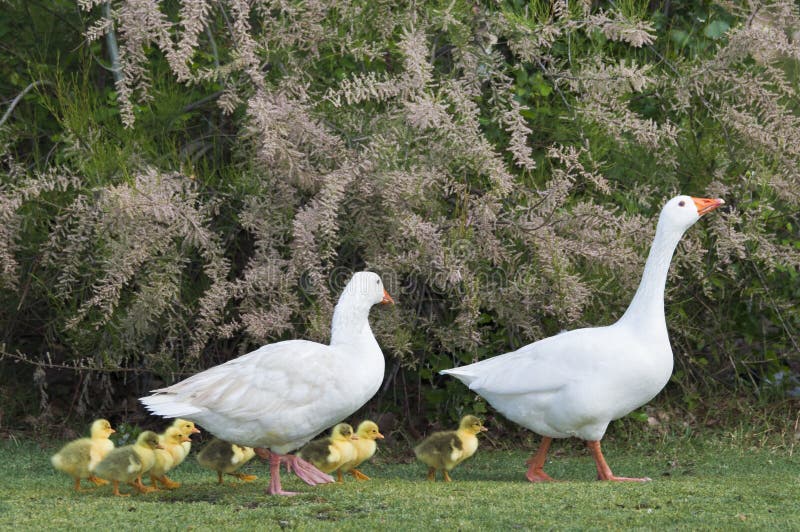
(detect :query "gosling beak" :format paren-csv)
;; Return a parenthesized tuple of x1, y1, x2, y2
(692, 197, 725, 216)
(182, 436, 191, 442)
(381, 289, 395, 305)
(376, 432, 385, 439)
(156, 444, 165, 450)
(109, 429, 116, 434)
(351, 435, 360, 440)
(480, 426, 488, 432)
(191, 427, 201, 434)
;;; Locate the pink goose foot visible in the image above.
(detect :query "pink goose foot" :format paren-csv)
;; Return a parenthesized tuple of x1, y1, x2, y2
(283, 454, 335, 486)
(256, 448, 334, 496)
(525, 436, 556, 483)
(587, 441, 652, 482)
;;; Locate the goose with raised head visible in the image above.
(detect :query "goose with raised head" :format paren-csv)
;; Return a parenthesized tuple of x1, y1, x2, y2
(140, 271, 394, 495)
(441, 196, 724, 482)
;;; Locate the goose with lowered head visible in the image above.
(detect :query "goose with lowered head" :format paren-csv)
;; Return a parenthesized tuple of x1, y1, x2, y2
(140, 271, 394, 495)
(441, 195, 724, 482)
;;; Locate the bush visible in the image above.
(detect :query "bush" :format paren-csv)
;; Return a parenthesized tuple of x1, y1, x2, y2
(0, 0, 798, 432)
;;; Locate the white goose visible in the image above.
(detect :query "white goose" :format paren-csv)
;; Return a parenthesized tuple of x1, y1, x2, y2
(441, 196, 724, 482)
(140, 271, 393, 495)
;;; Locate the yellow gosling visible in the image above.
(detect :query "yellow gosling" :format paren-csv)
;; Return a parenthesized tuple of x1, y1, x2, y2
(197, 438, 258, 484)
(298, 423, 358, 482)
(92, 431, 162, 496)
(339, 420, 384, 481)
(414, 415, 487, 482)
(149, 427, 190, 489)
(165, 419, 200, 464)
(51, 419, 116, 491)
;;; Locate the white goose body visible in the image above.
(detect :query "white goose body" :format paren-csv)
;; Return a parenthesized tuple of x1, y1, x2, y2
(442, 196, 724, 480)
(140, 272, 392, 455)
(461, 322, 672, 441)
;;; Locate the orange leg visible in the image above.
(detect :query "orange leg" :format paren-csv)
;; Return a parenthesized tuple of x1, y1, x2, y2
(525, 436, 555, 482)
(112, 480, 130, 497)
(426, 467, 436, 481)
(156, 474, 181, 489)
(73, 478, 82, 492)
(134, 475, 157, 493)
(586, 440, 651, 482)
(336, 470, 344, 483)
(351, 469, 370, 481)
(442, 470, 452, 482)
(88, 475, 108, 486)
(231, 472, 257, 482)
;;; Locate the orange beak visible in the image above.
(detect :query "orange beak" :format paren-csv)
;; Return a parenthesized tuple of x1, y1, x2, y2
(191, 427, 201, 434)
(381, 289, 394, 305)
(351, 435, 360, 440)
(156, 444, 165, 450)
(480, 426, 488, 432)
(108, 429, 116, 434)
(376, 432, 385, 439)
(181, 436, 191, 443)
(691, 197, 725, 216)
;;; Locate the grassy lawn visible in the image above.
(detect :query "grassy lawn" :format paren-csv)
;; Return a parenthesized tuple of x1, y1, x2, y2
(1, 436, 798, 530)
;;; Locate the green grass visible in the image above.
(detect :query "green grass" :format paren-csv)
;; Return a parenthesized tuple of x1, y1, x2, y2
(1, 437, 798, 530)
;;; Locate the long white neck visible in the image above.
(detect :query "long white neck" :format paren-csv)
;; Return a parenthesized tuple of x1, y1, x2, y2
(330, 294, 375, 346)
(617, 221, 685, 331)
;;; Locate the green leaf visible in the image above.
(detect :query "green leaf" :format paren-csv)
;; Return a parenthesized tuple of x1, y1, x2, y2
(670, 29, 689, 47)
(703, 20, 730, 40)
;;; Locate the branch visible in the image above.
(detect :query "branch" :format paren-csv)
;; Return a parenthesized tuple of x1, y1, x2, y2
(104, 1, 122, 84)
(0, 80, 54, 128)
(0, 348, 193, 376)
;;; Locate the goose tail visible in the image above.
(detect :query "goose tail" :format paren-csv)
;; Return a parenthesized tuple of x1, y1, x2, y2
(439, 366, 480, 388)
(139, 393, 203, 419)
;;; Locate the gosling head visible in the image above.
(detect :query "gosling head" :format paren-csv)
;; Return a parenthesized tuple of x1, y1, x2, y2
(172, 418, 201, 436)
(459, 415, 488, 435)
(164, 426, 190, 445)
(90, 418, 115, 439)
(356, 420, 384, 440)
(332, 423, 358, 441)
(138, 430, 164, 450)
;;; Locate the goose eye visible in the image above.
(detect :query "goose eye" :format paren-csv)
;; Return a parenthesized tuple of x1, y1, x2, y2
(678, 200, 685, 207)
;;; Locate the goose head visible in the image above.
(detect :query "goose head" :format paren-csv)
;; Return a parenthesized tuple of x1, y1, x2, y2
(340, 271, 394, 307)
(659, 195, 725, 233)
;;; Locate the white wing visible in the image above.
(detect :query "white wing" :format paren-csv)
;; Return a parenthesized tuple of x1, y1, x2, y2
(141, 340, 339, 422)
(443, 326, 617, 396)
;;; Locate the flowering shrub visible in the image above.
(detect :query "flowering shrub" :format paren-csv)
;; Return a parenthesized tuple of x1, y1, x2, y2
(0, 0, 797, 427)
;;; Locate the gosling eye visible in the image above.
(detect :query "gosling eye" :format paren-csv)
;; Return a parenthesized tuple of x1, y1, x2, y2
(678, 200, 685, 207)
